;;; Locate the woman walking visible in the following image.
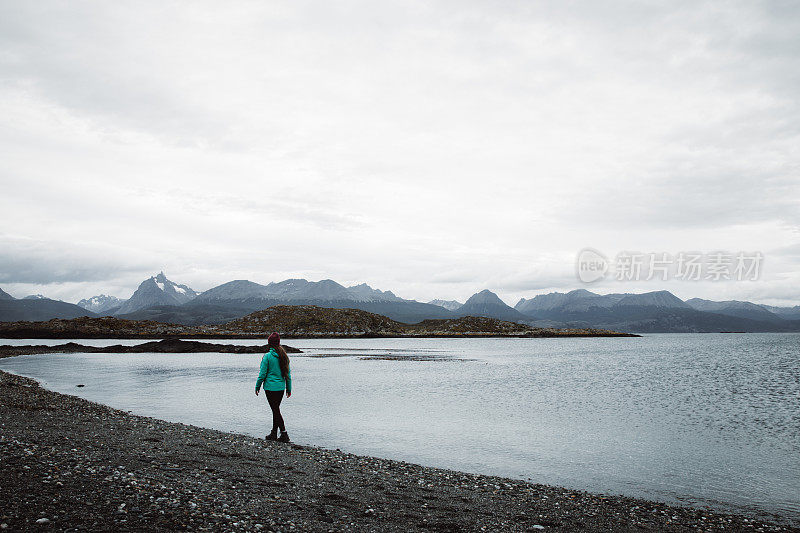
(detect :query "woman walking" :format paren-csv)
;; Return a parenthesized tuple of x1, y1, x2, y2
(255, 331, 292, 442)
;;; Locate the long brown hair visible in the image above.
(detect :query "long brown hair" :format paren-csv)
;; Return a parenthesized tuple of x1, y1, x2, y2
(274, 344, 290, 381)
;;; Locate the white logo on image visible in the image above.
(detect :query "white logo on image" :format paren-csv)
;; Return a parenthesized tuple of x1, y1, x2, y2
(576, 248, 609, 283)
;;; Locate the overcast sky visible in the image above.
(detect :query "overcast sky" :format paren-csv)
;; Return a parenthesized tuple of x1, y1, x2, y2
(1, 1, 799, 306)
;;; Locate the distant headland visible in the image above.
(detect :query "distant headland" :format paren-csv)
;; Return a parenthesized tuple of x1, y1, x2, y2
(0, 305, 638, 339)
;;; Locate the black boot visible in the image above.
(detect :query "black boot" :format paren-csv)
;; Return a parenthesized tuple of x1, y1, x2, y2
(266, 430, 278, 441)
(278, 431, 290, 443)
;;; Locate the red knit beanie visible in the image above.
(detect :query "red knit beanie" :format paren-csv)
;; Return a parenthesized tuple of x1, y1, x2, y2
(267, 332, 280, 346)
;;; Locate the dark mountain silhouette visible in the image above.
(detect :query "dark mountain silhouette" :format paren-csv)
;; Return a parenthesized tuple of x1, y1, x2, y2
(263, 278, 354, 301)
(0, 297, 96, 322)
(761, 304, 800, 320)
(115, 302, 258, 326)
(576, 308, 798, 334)
(614, 290, 689, 308)
(349, 300, 454, 323)
(118, 298, 454, 325)
(346, 283, 404, 302)
(685, 298, 784, 322)
(196, 279, 409, 304)
(514, 289, 799, 333)
(193, 280, 272, 301)
(0, 288, 97, 321)
(455, 290, 530, 322)
(516, 289, 620, 314)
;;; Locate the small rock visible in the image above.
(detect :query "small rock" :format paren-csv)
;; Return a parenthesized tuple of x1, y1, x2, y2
(531, 526, 545, 530)
(35, 518, 50, 524)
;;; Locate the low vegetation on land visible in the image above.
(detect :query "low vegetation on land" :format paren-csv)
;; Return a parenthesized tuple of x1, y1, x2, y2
(0, 305, 637, 339)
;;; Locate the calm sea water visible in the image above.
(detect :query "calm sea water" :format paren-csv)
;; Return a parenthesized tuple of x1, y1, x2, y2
(1, 334, 798, 523)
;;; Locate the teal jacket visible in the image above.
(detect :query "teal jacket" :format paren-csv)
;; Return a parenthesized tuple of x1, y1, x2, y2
(255, 348, 292, 394)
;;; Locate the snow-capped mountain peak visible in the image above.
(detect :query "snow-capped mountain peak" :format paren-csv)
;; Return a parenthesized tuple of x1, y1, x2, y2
(427, 299, 463, 311)
(114, 273, 197, 315)
(77, 294, 125, 313)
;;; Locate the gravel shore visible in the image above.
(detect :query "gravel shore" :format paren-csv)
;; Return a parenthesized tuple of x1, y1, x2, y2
(0, 370, 796, 532)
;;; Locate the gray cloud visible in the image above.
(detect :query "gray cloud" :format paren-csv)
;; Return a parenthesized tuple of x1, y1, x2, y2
(0, 1, 798, 305)
(0, 3, 235, 149)
(0, 235, 153, 284)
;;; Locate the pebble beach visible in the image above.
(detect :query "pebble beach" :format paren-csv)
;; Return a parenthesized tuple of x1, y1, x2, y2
(1, 366, 797, 532)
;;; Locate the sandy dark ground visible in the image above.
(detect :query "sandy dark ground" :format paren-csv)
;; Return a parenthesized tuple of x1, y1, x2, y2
(0, 369, 796, 532)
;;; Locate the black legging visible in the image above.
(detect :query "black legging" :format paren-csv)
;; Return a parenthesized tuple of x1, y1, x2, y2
(265, 390, 285, 433)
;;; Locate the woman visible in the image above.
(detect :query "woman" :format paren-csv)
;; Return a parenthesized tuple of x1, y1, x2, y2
(255, 331, 292, 442)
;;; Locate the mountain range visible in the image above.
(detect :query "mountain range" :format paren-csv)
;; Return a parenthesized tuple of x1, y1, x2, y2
(514, 289, 799, 333)
(1, 273, 799, 333)
(129, 278, 453, 325)
(760, 304, 800, 320)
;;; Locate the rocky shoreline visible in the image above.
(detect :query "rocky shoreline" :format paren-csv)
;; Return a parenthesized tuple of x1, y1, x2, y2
(0, 369, 795, 532)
